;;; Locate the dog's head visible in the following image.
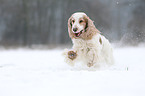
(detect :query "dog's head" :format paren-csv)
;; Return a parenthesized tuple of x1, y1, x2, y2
(68, 12, 100, 40)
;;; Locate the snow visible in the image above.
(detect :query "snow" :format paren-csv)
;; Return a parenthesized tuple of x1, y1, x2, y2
(0, 47, 145, 96)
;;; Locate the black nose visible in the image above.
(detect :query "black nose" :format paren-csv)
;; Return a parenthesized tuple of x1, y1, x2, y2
(73, 28, 78, 32)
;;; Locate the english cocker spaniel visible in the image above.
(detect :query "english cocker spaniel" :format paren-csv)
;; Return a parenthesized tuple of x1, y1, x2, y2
(63, 12, 114, 68)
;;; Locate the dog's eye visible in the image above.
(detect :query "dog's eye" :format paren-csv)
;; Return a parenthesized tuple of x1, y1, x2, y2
(72, 20, 75, 23)
(80, 20, 83, 23)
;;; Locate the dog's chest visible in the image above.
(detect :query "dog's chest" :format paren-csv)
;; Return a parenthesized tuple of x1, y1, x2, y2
(72, 35, 99, 55)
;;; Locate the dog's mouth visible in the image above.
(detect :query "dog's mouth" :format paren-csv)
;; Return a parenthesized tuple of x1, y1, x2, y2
(74, 30, 83, 37)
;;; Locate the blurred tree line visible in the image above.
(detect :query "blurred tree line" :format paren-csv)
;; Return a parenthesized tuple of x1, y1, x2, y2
(0, 0, 144, 47)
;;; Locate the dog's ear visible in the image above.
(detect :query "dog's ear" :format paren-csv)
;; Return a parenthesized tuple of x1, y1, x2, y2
(68, 16, 74, 38)
(83, 15, 94, 33)
(68, 16, 72, 28)
(70, 18, 72, 27)
(84, 15, 100, 33)
(84, 16, 88, 32)
(81, 15, 100, 40)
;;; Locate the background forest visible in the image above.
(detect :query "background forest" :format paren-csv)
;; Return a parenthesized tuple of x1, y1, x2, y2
(0, 0, 145, 47)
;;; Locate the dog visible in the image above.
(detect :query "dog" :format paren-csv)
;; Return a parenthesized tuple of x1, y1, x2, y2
(63, 12, 114, 68)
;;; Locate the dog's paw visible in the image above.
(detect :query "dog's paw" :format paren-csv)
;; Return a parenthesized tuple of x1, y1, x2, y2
(68, 51, 77, 60)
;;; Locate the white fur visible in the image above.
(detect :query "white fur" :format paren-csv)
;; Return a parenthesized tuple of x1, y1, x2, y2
(63, 34, 114, 68)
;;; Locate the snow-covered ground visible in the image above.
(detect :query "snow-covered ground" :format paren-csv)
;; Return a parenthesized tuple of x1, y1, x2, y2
(0, 47, 145, 96)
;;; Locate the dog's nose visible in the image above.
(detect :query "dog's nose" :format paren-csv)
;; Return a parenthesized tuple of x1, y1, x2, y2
(73, 28, 78, 32)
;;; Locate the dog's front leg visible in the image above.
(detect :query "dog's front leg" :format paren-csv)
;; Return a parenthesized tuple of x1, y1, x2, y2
(62, 49, 78, 66)
(87, 54, 95, 67)
(86, 48, 97, 67)
(68, 51, 77, 60)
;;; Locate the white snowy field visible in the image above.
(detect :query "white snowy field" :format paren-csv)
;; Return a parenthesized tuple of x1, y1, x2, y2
(0, 47, 145, 96)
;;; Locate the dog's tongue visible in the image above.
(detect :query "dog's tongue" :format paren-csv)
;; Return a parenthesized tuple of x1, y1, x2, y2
(75, 30, 83, 37)
(77, 32, 81, 37)
(75, 32, 81, 37)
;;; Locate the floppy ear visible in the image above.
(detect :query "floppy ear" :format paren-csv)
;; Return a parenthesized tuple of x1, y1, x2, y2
(84, 17, 88, 32)
(84, 15, 100, 33)
(82, 15, 100, 40)
(68, 16, 74, 38)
